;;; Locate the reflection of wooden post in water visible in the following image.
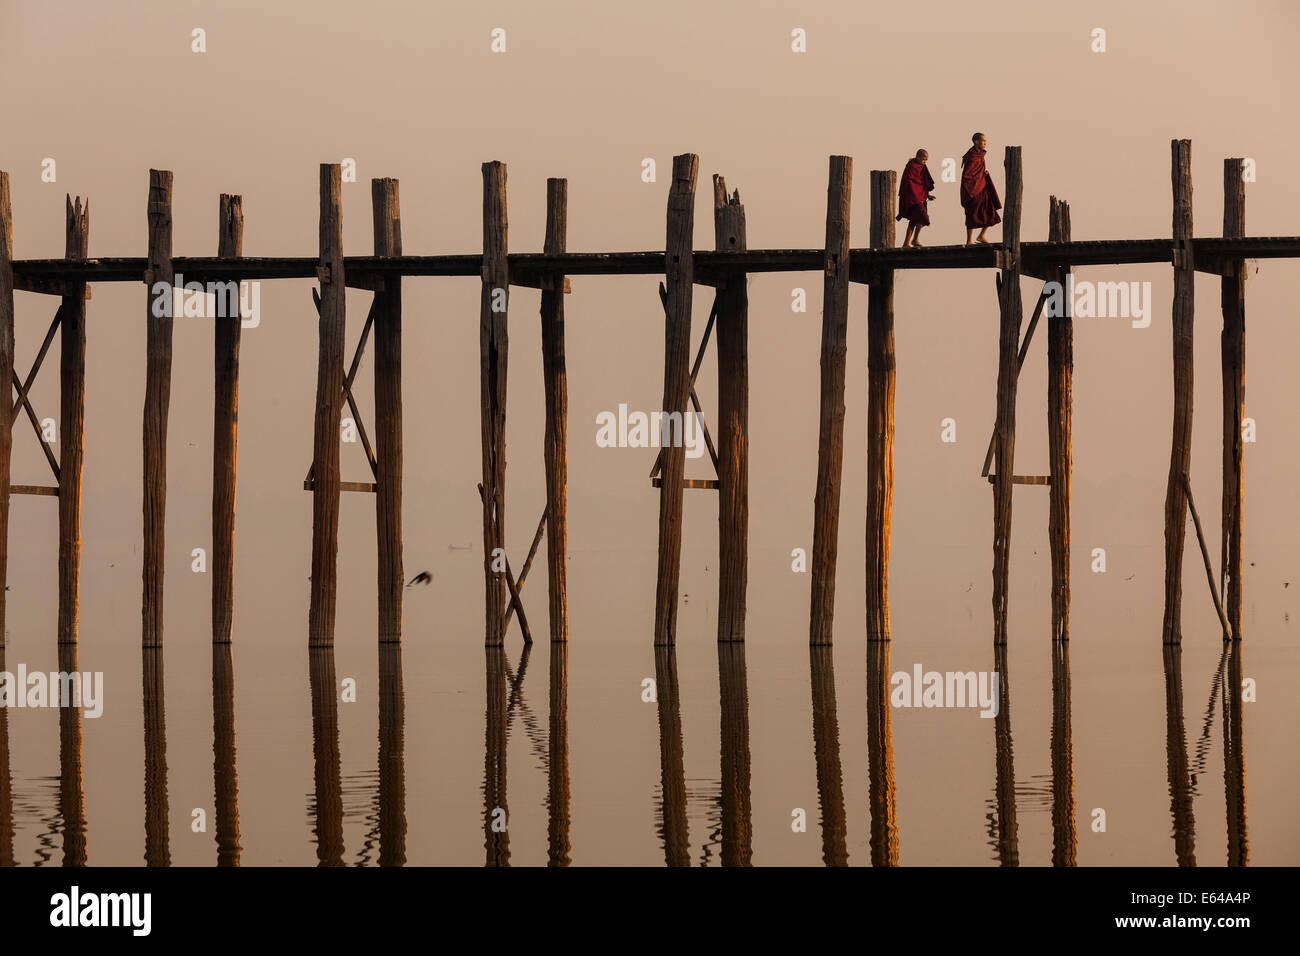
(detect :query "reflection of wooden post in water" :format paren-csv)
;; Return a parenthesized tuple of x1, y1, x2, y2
(990, 147, 1023, 646)
(808, 646, 847, 865)
(212, 643, 241, 866)
(866, 170, 896, 643)
(0, 174, 12, 640)
(1162, 140, 1194, 646)
(59, 198, 88, 646)
(142, 646, 169, 866)
(483, 646, 510, 865)
(377, 644, 406, 866)
(480, 162, 509, 647)
(991, 643, 1018, 865)
(547, 641, 571, 865)
(1047, 199, 1073, 642)
(717, 642, 752, 865)
(866, 639, 898, 865)
(0, 647, 14, 866)
(1222, 640, 1248, 865)
(58, 644, 87, 865)
(142, 170, 174, 649)
(809, 156, 852, 647)
(308, 647, 344, 866)
(714, 176, 748, 644)
(1162, 644, 1197, 866)
(373, 179, 404, 644)
(654, 154, 698, 647)
(1049, 640, 1077, 866)
(653, 645, 689, 865)
(541, 179, 569, 645)
(1220, 160, 1246, 641)
(212, 195, 243, 645)
(309, 165, 345, 648)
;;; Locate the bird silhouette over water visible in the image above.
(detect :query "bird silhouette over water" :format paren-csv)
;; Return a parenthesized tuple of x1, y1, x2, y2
(407, 571, 432, 588)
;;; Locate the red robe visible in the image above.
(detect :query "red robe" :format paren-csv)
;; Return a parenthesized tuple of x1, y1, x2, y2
(896, 159, 934, 226)
(961, 146, 1002, 229)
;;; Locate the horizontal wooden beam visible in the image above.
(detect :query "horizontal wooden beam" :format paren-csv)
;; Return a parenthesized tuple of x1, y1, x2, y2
(651, 477, 718, 490)
(10, 484, 59, 496)
(9, 237, 1298, 285)
(303, 479, 376, 493)
(12, 276, 91, 298)
(986, 474, 1052, 486)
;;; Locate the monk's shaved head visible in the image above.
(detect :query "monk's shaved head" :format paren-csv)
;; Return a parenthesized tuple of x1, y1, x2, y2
(916, 149, 928, 160)
(972, 132, 986, 145)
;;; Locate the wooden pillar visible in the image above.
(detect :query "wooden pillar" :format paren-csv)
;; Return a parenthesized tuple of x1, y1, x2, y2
(714, 176, 748, 644)
(59, 197, 89, 646)
(866, 170, 896, 643)
(809, 155, 852, 647)
(0, 174, 14, 644)
(309, 164, 345, 648)
(373, 178, 404, 644)
(1047, 198, 1073, 643)
(540, 178, 569, 644)
(212, 195, 242, 645)
(480, 162, 509, 646)
(547, 640, 571, 865)
(142, 646, 169, 865)
(1221, 159, 1245, 641)
(142, 170, 174, 648)
(1162, 139, 1194, 645)
(991, 147, 1024, 646)
(653, 153, 698, 647)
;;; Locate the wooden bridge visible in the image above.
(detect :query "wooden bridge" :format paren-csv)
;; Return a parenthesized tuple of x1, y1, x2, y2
(0, 140, 1289, 650)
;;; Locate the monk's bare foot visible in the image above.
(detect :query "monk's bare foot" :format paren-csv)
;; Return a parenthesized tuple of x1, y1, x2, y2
(964, 239, 973, 246)
(975, 236, 990, 244)
(913, 239, 924, 248)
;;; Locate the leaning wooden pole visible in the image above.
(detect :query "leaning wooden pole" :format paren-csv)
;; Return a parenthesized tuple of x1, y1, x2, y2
(58, 197, 88, 645)
(1161, 139, 1194, 646)
(0, 174, 12, 643)
(1047, 197, 1073, 643)
(866, 169, 896, 644)
(142, 169, 174, 648)
(540, 178, 569, 644)
(714, 175, 748, 644)
(991, 147, 1024, 646)
(479, 162, 509, 647)
(1220, 158, 1245, 641)
(809, 155, 852, 647)
(373, 178, 404, 644)
(308, 164, 345, 648)
(653, 153, 698, 647)
(212, 194, 243, 645)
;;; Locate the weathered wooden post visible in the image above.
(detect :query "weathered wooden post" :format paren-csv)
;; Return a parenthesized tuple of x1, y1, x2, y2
(212, 642, 241, 866)
(0, 174, 14, 643)
(59, 196, 89, 646)
(143, 170, 174, 648)
(1162, 139, 1194, 645)
(309, 164, 345, 649)
(541, 178, 569, 645)
(373, 178, 404, 644)
(866, 169, 896, 644)
(142, 646, 169, 865)
(714, 175, 748, 644)
(480, 162, 509, 647)
(653, 153, 698, 647)
(213, 195, 242, 645)
(809, 645, 848, 865)
(1047, 198, 1073, 643)
(1220, 159, 1245, 641)
(0, 647, 11, 865)
(991, 147, 1024, 646)
(810, 155, 852, 647)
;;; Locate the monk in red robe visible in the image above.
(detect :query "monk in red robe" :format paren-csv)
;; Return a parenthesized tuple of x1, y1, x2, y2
(896, 149, 936, 248)
(961, 132, 1001, 245)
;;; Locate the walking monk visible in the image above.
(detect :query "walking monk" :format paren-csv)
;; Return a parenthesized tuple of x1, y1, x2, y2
(897, 149, 936, 248)
(961, 132, 1001, 245)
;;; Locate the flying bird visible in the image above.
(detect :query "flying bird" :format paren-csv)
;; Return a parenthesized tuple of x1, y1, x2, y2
(407, 571, 432, 588)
